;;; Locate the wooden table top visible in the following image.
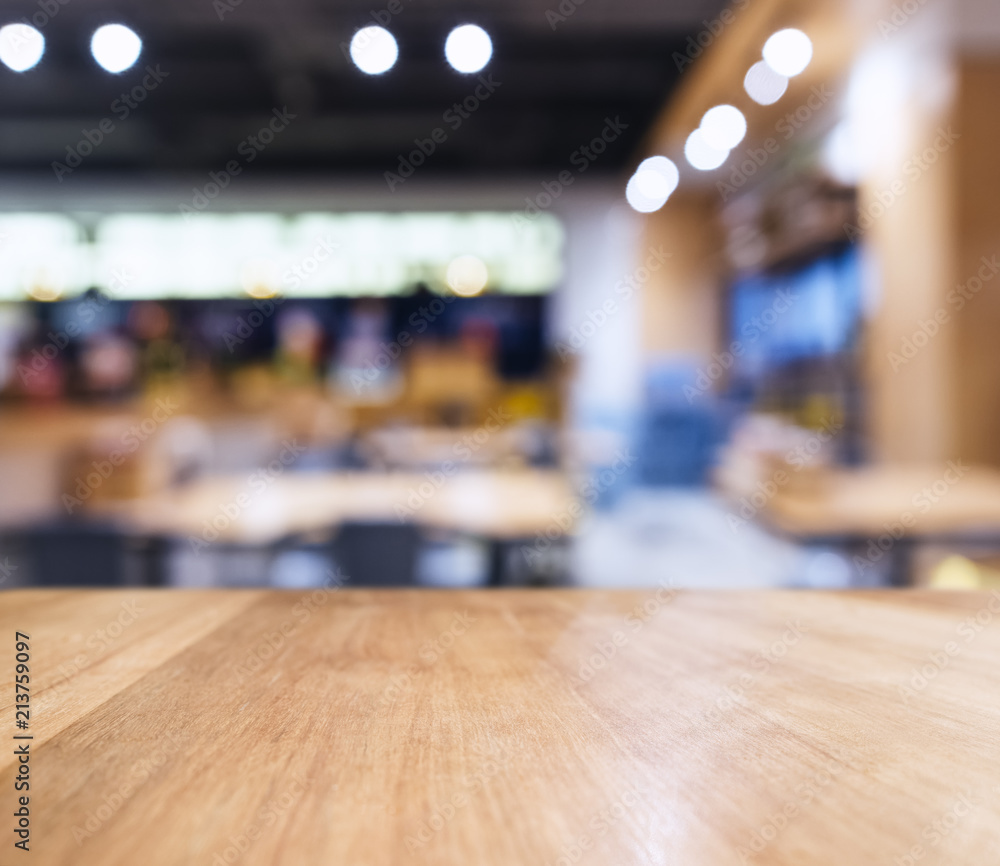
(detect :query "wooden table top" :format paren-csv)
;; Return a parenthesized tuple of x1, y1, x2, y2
(3, 589, 1000, 865)
(362, 425, 536, 468)
(88, 468, 576, 543)
(764, 464, 1000, 538)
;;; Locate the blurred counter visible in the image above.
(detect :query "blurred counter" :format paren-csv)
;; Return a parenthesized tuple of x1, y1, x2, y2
(87, 468, 577, 544)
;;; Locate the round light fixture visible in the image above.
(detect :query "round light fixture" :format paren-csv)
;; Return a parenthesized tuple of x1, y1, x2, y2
(684, 129, 729, 171)
(763, 28, 812, 78)
(446, 255, 489, 296)
(241, 259, 280, 299)
(0, 24, 44, 72)
(625, 155, 679, 213)
(444, 24, 492, 74)
(626, 174, 668, 213)
(744, 60, 789, 105)
(91, 24, 142, 73)
(636, 156, 679, 194)
(349, 26, 398, 75)
(700, 105, 747, 151)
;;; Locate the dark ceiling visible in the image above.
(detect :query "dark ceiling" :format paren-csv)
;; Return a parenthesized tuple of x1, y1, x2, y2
(0, 0, 728, 180)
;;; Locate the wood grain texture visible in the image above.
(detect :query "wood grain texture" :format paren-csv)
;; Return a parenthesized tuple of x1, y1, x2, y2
(2, 589, 1000, 865)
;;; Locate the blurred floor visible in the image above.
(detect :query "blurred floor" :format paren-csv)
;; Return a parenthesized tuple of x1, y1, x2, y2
(570, 488, 858, 589)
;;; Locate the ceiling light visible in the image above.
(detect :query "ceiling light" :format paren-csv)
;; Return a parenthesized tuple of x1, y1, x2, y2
(625, 156, 679, 213)
(447, 255, 489, 296)
(241, 259, 281, 299)
(27, 281, 61, 302)
(684, 129, 729, 171)
(445, 25, 492, 74)
(636, 156, 679, 195)
(91, 24, 142, 74)
(700, 105, 747, 151)
(744, 60, 789, 105)
(0, 24, 44, 72)
(763, 29, 812, 78)
(349, 26, 398, 75)
(626, 174, 668, 213)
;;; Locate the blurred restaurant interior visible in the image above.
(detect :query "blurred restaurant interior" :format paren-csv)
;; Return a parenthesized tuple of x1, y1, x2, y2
(2, 0, 1000, 591)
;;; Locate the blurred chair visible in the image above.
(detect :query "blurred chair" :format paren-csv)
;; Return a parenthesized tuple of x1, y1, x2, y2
(14, 521, 139, 586)
(415, 534, 490, 587)
(331, 522, 421, 586)
(636, 406, 728, 487)
(636, 362, 736, 487)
